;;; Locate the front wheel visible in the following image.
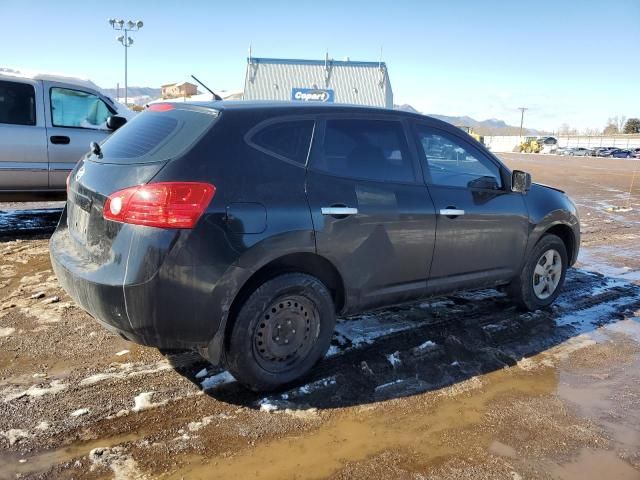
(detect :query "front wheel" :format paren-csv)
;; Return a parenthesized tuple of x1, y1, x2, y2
(508, 234, 568, 311)
(224, 273, 336, 391)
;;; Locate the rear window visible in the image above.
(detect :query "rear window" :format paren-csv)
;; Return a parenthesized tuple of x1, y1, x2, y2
(96, 105, 218, 164)
(249, 120, 314, 165)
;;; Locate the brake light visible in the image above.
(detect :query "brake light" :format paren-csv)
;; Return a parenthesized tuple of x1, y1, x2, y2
(147, 103, 174, 112)
(103, 182, 215, 229)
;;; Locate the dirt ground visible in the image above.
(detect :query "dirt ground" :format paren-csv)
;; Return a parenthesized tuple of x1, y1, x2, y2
(1, 153, 639, 480)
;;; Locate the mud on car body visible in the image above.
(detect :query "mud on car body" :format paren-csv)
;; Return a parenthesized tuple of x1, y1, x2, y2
(50, 101, 580, 391)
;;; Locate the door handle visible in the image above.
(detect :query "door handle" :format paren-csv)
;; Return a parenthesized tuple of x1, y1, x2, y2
(321, 207, 358, 216)
(50, 136, 70, 145)
(439, 208, 465, 217)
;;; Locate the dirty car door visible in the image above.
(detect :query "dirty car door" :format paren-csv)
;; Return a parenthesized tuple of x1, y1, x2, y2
(44, 82, 114, 189)
(306, 116, 436, 311)
(413, 123, 529, 294)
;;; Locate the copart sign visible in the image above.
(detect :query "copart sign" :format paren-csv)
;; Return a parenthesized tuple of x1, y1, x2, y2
(291, 88, 335, 102)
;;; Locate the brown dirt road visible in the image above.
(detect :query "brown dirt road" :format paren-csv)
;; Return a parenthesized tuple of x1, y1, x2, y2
(1, 153, 639, 479)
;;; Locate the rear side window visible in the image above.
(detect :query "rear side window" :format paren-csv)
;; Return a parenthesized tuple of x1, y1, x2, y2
(0, 80, 36, 126)
(250, 120, 314, 164)
(97, 105, 218, 164)
(312, 119, 415, 183)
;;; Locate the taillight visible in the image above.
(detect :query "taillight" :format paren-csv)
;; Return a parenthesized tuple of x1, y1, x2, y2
(103, 182, 215, 229)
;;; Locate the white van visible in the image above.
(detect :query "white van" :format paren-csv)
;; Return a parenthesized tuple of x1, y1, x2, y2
(0, 68, 131, 192)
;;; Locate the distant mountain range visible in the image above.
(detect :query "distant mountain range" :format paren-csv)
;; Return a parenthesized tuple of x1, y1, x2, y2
(102, 86, 161, 99)
(394, 104, 542, 136)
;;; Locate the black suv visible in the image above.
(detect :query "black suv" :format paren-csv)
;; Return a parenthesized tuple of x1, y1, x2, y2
(50, 102, 580, 391)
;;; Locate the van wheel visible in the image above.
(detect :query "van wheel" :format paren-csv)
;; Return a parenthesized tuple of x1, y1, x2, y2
(224, 273, 335, 392)
(508, 234, 568, 311)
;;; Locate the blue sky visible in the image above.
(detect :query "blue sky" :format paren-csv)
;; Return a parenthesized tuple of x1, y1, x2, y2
(3, 0, 639, 131)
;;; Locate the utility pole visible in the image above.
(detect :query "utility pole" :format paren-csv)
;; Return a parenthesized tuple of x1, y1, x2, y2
(108, 18, 144, 106)
(518, 107, 528, 139)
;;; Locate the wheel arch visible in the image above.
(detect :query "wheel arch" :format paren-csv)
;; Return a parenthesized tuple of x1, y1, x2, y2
(540, 223, 578, 266)
(202, 252, 346, 365)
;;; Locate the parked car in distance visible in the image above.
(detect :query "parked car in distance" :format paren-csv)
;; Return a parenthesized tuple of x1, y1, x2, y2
(50, 102, 581, 391)
(609, 149, 635, 158)
(0, 68, 132, 192)
(567, 147, 590, 156)
(555, 146, 571, 155)
(596, 147, 618, 157)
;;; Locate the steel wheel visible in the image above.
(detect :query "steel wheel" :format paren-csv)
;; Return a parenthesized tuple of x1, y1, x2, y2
(532, 249, 562, 299)
(253, 295, 320, 373)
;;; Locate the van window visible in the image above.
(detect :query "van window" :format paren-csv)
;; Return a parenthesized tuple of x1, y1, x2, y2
(312, 119, 414, 182)
(0, 80, 36, 126)
(50, 87, 113, 129)
(251, 120, 314, 164)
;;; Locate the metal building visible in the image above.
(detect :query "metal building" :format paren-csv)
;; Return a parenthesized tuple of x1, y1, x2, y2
(243, 56, 393, 108)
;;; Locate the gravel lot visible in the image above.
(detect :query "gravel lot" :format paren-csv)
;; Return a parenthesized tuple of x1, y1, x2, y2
(1, 153, 639, 479)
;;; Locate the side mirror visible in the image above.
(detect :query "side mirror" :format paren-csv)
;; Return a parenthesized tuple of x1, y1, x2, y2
(106, 115, 127, 131)
(511, 170, 532, 193)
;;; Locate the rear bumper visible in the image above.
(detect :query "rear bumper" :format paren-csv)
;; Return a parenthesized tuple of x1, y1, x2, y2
(49, 215, 230, 351)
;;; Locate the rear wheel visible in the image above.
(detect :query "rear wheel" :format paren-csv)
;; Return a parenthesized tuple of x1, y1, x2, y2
(508, 234, 568, 311)
(224, 273, 335, 391)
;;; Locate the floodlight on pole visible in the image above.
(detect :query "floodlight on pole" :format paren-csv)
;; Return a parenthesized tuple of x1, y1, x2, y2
(108, 17, 143, 106)
(518, 107, 528, 140)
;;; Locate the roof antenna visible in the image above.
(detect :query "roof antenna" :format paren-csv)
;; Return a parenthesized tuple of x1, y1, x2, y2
(191, 74, 222, 101)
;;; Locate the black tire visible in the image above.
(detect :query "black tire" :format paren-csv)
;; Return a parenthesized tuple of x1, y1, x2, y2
(508, 234, 568, 311)
(224, 273, 336, 391)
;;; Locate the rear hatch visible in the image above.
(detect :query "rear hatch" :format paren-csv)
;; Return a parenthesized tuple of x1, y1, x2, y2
(65, 104, 219, 262)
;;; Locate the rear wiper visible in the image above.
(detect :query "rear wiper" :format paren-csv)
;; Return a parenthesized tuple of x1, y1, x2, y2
(191, 74, 222, 101)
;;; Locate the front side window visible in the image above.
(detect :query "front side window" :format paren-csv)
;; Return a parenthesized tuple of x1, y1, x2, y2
(251, 120, 314, 164)
(415, 125, 502, 189)
(50, 87, 113, 129)
(0, 80, 36, 126)
(313, 119, 415, 183)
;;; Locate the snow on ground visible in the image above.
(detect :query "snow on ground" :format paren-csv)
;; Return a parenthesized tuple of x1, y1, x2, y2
(70, 408, 90, 417)
(131, 392, 167, 413)
(79, 360, 172, 386)
(2, 380, 67, 402)
(0, 327, 16, 337)
(200, 371, 235, 391)
(386, 351, 402, 367)
(333, 314, 427, 350)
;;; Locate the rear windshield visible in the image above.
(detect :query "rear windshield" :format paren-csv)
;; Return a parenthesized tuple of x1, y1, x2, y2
(95, 105, 219, 164)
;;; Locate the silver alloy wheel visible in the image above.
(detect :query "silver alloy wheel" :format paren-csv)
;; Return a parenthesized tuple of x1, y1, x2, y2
(532, 249, 562, 299)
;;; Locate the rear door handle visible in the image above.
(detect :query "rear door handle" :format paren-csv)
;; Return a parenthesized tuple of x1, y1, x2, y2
(439, 208, 465, 217)
(50, 135, 70, 145)
(321, 207, 358, 216)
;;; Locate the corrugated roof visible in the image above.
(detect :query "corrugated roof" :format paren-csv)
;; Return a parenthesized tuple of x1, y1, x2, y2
(243, 57, 393, 108)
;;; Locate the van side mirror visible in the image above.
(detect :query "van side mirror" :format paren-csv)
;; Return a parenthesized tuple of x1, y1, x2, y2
(106, 115, 127, 131)
(511, 170, 532, 193)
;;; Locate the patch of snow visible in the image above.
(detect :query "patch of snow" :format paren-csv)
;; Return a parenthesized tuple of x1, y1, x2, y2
(35, 421, 50, 431)
(0, 428, 30, 445)
(195, 368, 208, 379)
(187, 416, 214, 432)
(115, 350, 130, 356)
(2, 380, 67, 402)
(131, 392, 166, 413)
(333, 314, 426, 350)
(201, 371, 235, 390)
(89, 447, 143, 480)
(0, 327, 15, 337)
(258, 400, 279, 413)
(79, 360, 172, 386)
(283, 408, 319, 419)
(386, 351, 402, 367)
(375, 379, 404, 391)
(70, 408, 90, 417)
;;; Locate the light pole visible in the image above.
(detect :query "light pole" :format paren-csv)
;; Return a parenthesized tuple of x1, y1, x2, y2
(108, 18, 143, 106)
(518, 107, 528, 139)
